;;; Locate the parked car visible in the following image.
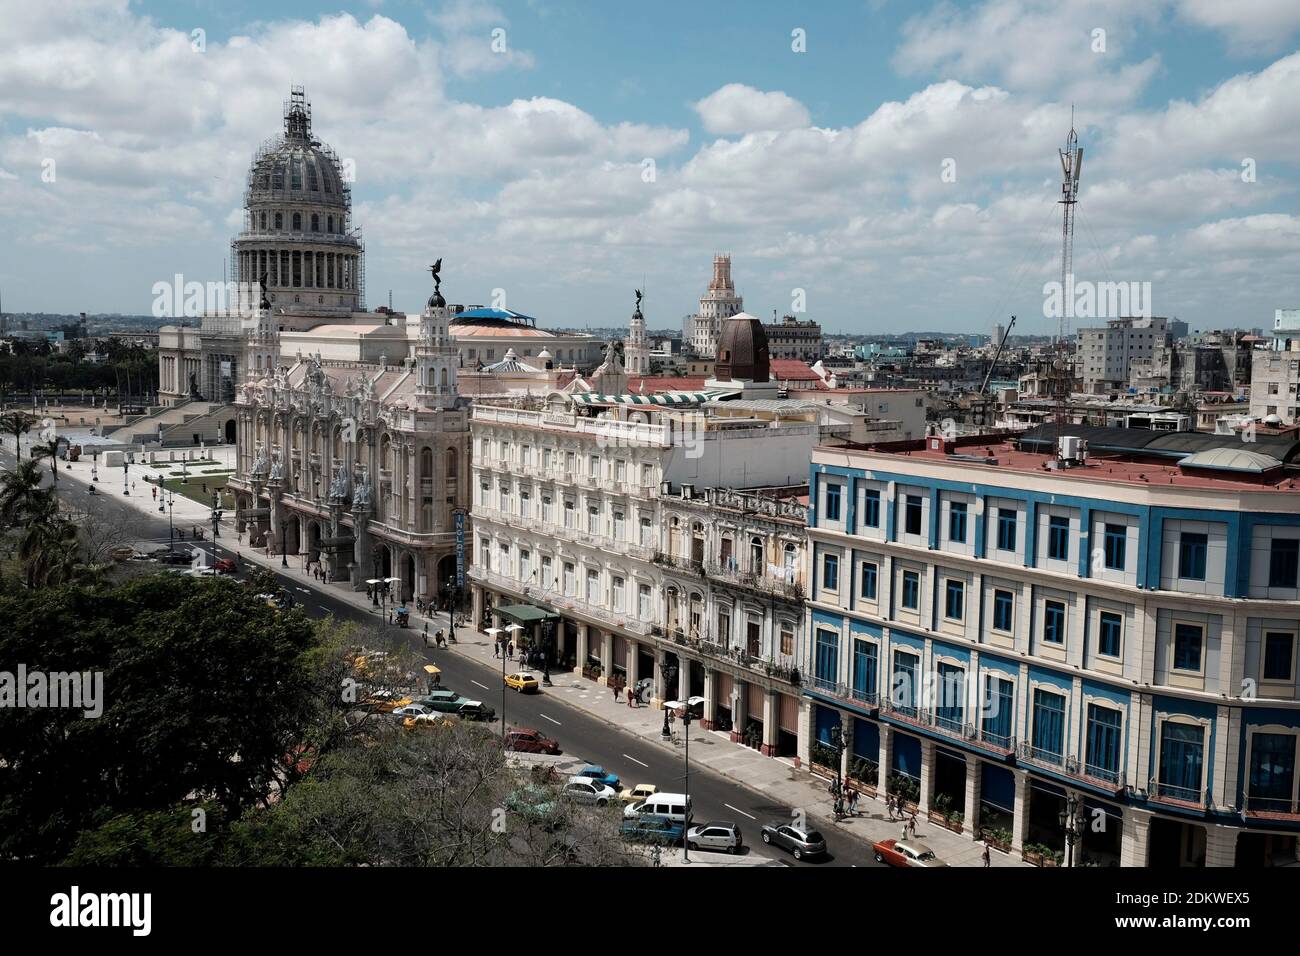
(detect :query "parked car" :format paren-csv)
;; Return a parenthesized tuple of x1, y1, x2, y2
(505, 729, 561, 755)
(575, 765, 621, 792)
(403, 712, 454, 732)
(359, 692, 412, 713)
(760, 823, 827, 861)
(391, 704, 433, 719)
(621, 815, 684, 846)
(156, 551, 193, 566)
(686, 821, 744, 854)
(560, 777, 617, 807)
(618, 783, 658, 805)
(506, 785, 559, 826)
(504, 672, 540, 693)
(455, 701, 496, 722)
(418, 690, 469, 714)
(872, 839, 947, 867)
(623, 792, 691, 824)
(213, 557, 238, 574)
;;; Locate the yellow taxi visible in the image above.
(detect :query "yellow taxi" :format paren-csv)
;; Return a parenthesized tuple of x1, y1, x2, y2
(403, 712, 454, 732)
(619, 783, 658, 805)
(504, 672, 540, 694)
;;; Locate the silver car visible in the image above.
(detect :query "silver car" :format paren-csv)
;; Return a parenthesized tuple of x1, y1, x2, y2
(760, 823, 827, 861)
(686, 821, 743, 854)
(561, 777, 617, 807)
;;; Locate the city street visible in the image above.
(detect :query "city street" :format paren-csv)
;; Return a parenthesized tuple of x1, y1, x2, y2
(27, 449, 882, 868)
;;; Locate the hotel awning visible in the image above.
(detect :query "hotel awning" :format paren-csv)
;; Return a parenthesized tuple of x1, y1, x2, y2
(570, 388, 740, 407)
(497, 604, 559, 624)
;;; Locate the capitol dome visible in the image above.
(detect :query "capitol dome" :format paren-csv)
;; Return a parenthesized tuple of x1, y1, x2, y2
(232, 88, 365, 313)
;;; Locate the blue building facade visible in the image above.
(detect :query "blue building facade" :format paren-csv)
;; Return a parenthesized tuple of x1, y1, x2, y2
(802, 433, 1300, 866)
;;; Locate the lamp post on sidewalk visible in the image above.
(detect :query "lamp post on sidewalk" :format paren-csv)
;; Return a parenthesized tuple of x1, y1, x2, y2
(503, 621, 523, 747)
(661, 663, 678, 740)
(485, 626, 504, 742)
(1059, 792, 1087, 868)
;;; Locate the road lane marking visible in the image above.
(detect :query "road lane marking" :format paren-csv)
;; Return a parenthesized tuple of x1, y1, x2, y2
(622, 753, 648, 768)
(540, 713, 561, 725)
(471, 680, 490, 691)
(725, 803, 756, 820)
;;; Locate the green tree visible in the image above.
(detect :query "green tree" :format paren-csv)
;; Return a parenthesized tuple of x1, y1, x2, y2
(0, 574, 320, 863)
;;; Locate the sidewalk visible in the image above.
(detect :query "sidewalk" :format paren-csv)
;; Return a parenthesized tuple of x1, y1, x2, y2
(47, 449, 1021, 867)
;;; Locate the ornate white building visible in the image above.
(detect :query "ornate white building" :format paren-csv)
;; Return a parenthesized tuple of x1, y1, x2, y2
(626, 294, 649, 376)
(228, 274, 471, 606)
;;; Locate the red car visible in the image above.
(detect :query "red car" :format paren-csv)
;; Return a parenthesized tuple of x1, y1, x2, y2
(872, 838, 947, 867)
(505, 729, 561, 755)
(214, 557, 238, 574)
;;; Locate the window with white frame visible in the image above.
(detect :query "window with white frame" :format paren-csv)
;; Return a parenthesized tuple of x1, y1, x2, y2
(612, 576, 625, 611)
(586, 568, 600, 602)
(638, 583, 652, 619)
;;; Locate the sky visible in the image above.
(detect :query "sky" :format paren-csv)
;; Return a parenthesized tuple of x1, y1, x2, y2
(1, 0, 1298, 336)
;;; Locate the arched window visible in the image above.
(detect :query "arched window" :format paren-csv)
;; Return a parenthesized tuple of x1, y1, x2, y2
(259, 211, 267, 230)
(311, 213, 319, 232)
(292, 212, 302, 231)
(750, 536, 764, 572)
(420, 446, 433, 479)
(439, 367, 448, 388)
(274, 212, 283, 230)
(445, 446, 458, 477)
(327, 215, 334, 233)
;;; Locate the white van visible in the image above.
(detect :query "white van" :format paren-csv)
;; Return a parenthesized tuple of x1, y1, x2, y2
(623, 792, 692, 824)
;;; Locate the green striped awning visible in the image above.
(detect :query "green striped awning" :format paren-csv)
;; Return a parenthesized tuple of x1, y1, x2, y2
(570, 388, 739, 407)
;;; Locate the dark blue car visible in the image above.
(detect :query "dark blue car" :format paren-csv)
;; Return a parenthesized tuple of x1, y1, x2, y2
(576, 765, 621, 791)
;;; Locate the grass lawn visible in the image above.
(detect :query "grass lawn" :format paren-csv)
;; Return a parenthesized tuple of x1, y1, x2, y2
(159, 473, 236, 509)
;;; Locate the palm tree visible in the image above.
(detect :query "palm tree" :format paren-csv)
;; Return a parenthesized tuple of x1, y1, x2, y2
(17, 516, 80, 588)
(31, 436, 61, 483)
(0, 458, 52, 528)
(0, 410, 36, 457)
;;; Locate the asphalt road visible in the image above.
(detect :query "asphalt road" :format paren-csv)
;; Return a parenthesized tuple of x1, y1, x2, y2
(35, 454, 882, 868)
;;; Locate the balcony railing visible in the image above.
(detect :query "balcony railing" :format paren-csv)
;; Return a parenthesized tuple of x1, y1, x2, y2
(1244, 795, 1300, 817)
(693, 640, 801, 684)
(703, 562, 804, 601)
(1019, 742, 1065, 769)
(654, 551, 705, 576)
(1148, 777, 1209, 809)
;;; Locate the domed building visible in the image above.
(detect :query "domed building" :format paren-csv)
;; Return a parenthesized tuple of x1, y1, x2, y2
(707, 312, 780, 398)
(233, 87, 364, 314)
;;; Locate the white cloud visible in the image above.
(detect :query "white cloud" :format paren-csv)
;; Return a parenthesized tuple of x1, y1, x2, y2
(692, 84, 812, 135)
(1179, 0, 1300, 54)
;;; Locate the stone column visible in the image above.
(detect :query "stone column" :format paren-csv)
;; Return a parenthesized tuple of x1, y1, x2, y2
(878, 723, 893, 796)
(626, 638, 640, 688)
(573, 623, 589, 676)
(761, 690, 780, 757)
(1012, 769, 1031, 852)
(701, 668, 717, 730)
(730, 680, 748, 743)
(471, 584, 483, 630)
(652, 649, 667, 706)
(598, 631, 613, 685)
(555, 620, 568, 662)
(964, 758, 982, 841)
(677, 658, 690, 701)
(1204, 824, 1238, 868)
(1120, 807, 1153, 867)
(919, 738, 936, 812)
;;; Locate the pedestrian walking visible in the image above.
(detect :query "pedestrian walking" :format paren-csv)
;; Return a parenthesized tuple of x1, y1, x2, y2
(901, 824, 909, 842)
(422, 623, 429, 646)
(151, 486, 157, 501)
(908, 811, 917, 838)
(507, 641, 514, 660)
(848, 788, 859, 815)
(611, 680, 619, 701)
(626, 685, 633, 707)
(982, 842, 991, 868)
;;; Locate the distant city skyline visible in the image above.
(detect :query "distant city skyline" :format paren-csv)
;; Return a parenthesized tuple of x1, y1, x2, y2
(1, 1, 1299, 334)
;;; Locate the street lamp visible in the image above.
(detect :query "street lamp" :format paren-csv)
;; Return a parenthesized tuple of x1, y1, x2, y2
(281, 526, 288, 568)
(1059, 793, 1088, 867)
(91, 450, 98, 482)
(485, 626, 504, 741)
(661, 663, 678, 740)
(164, 488, 176, 547)
(682, 703, 694, 864)
(210, 493, 221, 539)
(122, 458, 129, 495)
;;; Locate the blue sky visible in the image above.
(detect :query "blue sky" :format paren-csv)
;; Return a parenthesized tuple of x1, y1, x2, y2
(1, 0, 1299, 335)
